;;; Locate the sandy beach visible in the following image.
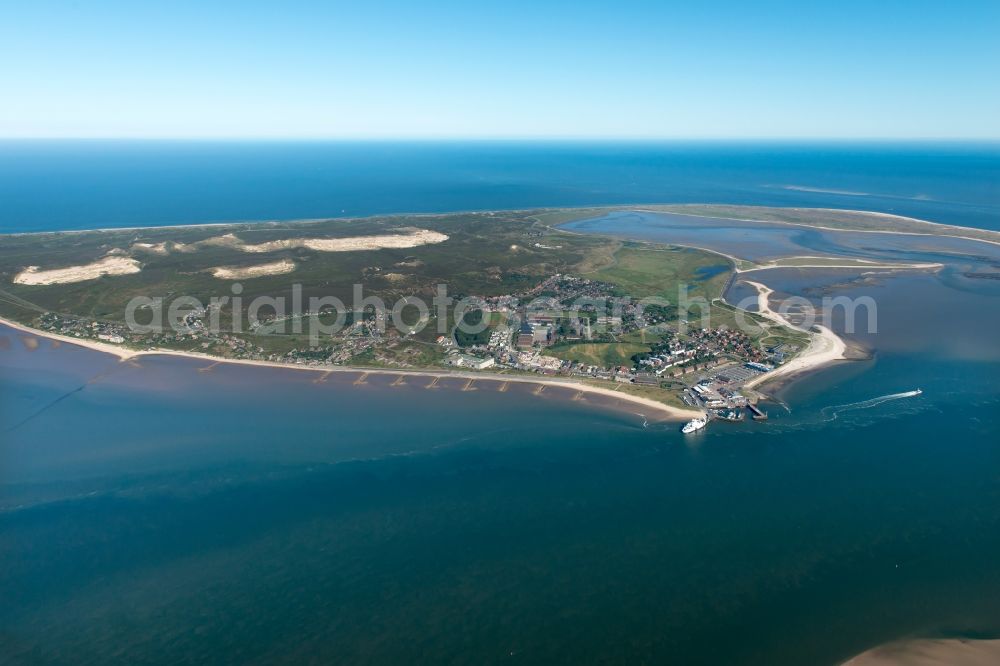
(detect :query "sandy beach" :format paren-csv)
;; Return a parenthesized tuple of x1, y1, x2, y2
(738, 257, 944, 273)
(740, 279, 847, 389)
(0, 316, 702, 422)
(0, 316, 142, 360)
(842, 638, 1000, 666)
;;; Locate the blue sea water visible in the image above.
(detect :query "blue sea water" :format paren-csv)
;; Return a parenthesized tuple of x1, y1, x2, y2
(1, 140, 998, 233)
(2, 141, 1000, 665)
(3, 321, 999, 666)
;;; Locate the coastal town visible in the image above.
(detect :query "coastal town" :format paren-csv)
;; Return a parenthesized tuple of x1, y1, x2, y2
(33, 271, 800, 424)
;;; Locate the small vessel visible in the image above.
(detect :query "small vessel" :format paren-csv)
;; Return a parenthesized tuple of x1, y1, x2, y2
(914, 388, 922, 395)
(713, 408, 745, 422)
(682, 417, 707, 434)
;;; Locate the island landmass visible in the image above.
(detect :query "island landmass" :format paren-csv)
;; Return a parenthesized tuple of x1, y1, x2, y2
(2, 204, 982, 422)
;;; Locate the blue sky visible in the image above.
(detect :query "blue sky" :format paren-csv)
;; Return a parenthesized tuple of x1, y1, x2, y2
(1, 0, 998, 139)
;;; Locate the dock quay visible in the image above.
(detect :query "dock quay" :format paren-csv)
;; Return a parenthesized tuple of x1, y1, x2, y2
(711, 408, 745, 422)
(747, 402, 768, 420)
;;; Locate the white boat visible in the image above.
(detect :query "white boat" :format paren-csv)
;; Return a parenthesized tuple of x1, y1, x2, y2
(681, 417, 707, 434)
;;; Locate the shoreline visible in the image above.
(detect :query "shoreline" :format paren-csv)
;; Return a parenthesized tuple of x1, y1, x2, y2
(5, 203, 1000, 250)
(739, 279, 848, 390)
(631, 206, 1000, 249)
(550, 215, 950, 277)
(737, 260, 944, 273)
(7, 202, 946, 414)
(842, 638, 1000, 665)
(0, 316, 702, 423)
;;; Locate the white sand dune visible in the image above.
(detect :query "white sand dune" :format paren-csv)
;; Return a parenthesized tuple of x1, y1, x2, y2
(128, 228, 449, 258)
(131, 241, 197, 254)
(208, 228, 449, 253)
(13, 256, 141, 285)
(209, 259, 297, 279)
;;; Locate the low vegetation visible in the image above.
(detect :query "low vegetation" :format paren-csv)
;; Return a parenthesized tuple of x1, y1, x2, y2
(0, 206, 824, 410)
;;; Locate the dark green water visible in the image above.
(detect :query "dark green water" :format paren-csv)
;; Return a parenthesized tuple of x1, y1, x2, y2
(3, 211, 1000, 664)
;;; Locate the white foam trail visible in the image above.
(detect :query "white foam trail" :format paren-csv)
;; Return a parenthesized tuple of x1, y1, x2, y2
(820, 390, 923, 422)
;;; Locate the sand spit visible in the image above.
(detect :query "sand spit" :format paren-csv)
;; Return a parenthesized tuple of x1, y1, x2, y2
(739, 256, 944, 273)
(209, 259, 297, 279)
(13, 256, 142, 285)
(741, 279, 847, 389)
(842, 638, 1000, 666)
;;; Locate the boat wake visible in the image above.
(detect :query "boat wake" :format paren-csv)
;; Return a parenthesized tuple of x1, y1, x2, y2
(820, 389, 923, 422)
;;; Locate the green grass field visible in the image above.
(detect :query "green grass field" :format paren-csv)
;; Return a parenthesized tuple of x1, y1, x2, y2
(547, 342, 650, 368)
(0, 208, 811, 390)
(589, 243, 730, 301)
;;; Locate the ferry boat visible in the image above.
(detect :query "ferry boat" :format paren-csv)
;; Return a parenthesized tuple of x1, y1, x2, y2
(681, 417, 707, 434)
